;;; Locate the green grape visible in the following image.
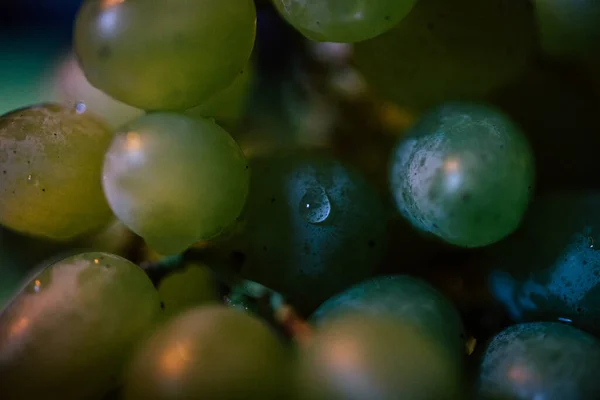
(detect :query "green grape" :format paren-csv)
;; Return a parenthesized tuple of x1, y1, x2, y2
(124, 305, 291, 400)
(158, 263, 219, 318)
(185, 64, 253, 129)
(312, 275, 465, 362)
(102, 113, 250, 255)
(354, 0, 536, 111)
(390, 102, 534, 248)
(272, 0, 417, 43)
(488, 191, 600, 335)
(534, 0, 600, 61)
(477, 322, 600, 400)
(297, 313, 463, 400)
(74, 0, 256, 111)
(52, 53, 144, 129)
(0, 103, 114, 240)
(0, 252, 160, 400)
(227, 150, 386, 315)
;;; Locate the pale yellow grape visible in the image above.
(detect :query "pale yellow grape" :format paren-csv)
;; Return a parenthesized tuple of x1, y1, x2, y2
(0, 252, 161, 400)
(74, 0, 256, 110)
(52, 53, 144, 129)
(0, 103, 114, 240)
(102, 113, 250, 255)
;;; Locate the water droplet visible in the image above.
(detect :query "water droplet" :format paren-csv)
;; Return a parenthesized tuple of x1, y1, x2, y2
(588, 236, 595, 249)
(299, 186, 331, 224)
(26, 174, 40, 187)
(75, 102, 87, 114)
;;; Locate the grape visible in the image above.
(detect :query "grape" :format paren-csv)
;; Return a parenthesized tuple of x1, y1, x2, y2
(488, 191, 600, 335)
(158, 263, 219, 319)
(52, 53, 144, 129)
(0, 252, 160, 400)
(297, 313, 463, 400)
(0, 103, 114, 240)
(354, 0, 536, 111)
(390, 102, 534, 248)
(533, 0, 600, 61)
(74, 0, 256, 110)
(185, 65, 253, 129)
(123, 305, 291, 400)
(226, 150, 387, 315)
(477, 322, 600, 400)
(312, 275, 465, 362)
(272, 0, 417, 43)
(102, 113, 250, 255)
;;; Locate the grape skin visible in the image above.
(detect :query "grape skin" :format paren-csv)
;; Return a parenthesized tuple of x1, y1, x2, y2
(0, 252, 160, 400)
(0, 103, 114, 240)
(478, 322, 600, 400)
(124, 306, 291, 400)
(74, 0, 256, 111)
(390, 102, 534, 248)
(272, 0, 417, 43)
(102, 113, 250, 255)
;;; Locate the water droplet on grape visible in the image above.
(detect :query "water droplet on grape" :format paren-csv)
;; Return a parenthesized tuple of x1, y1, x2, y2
(588, 236, 595, 249)
(299, 186, 331, 224)
(75, 102, 87, 114)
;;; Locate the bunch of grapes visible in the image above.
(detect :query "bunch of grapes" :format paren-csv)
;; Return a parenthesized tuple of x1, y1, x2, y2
(1, 0, 600, 399)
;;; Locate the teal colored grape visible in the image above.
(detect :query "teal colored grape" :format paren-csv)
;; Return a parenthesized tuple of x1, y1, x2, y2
(74, 0, 256, 110)
(312, 275, 465, 363)
(478, 322, 600, 400)
(272, 0, 417, 43)
(102, 113, 250, 255)
(390, 102, 534, 248)
(488, 191, 600, 335)
(297, 313, 464, 400)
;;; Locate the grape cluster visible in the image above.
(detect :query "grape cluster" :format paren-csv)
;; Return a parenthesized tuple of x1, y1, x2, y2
(1, 0, 600, 399)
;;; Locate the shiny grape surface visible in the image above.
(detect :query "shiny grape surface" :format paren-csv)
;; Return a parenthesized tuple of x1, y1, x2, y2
(297, 313, 463, 400)
(102, 113, 250, 255)
(0, 252, 160, 400)
(488, 191, 600, 334)
(74, 0, 256, 110)
(312, 275, 465, 362)
(231, 150, 387, 315)
(124, 306, 291, 400)
(390, 102, 534, 248)
(477, 322, 600, 400)
(0, 103, 114, 240)
(272, 0, 417, 43)
(354, 0, 536, 111)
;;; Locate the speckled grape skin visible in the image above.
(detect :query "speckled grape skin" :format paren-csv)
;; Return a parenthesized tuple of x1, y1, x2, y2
(354, 0, 536, 111)
(297, 314, 464, 400)
(534, 0, 600, 62)
(312, 275, 465, 363)
(477, 322, 600, 400)
(124, 306, 291, 400)
(488, 192, 600, 335)
(0, 103, 114, 240)
(0, 252, 160, 400)
(74, 0, 256, 111)
(390, 102, 534, 248)
(102, 113, 250, 255)
(272, 0, 417, 43)
(232, 150, 387, 315)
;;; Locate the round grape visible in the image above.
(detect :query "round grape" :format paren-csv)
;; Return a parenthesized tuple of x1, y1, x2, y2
(272, 0, 417, 43)
(74, 0, 256, 110)
(228, 150, 387, 315)
(488, 191, 600, 335)
(0, 252, 160, 400)
(297, 313, 464, 400)
(390, 102, 534, 248)
(124, 305, 291, 400)
(312, 275, 465, 362)
(0, 103, 114, 240)
(354, 0, 536, 111)
(102, 113, 250, 255)
(477, 322, 600, 400)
